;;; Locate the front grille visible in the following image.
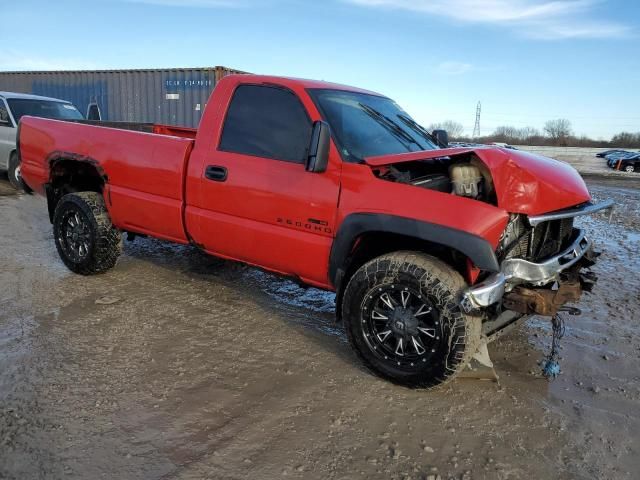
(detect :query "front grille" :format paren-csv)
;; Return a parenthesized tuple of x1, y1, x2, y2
(503, 218, 574, 262)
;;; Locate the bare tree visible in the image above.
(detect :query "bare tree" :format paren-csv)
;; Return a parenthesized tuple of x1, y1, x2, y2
(494, 126, 519, 138)
(489, 126, 541, 144)
(544, 119, 573, 143)
(517, 126, 541, 140)
(611, 132, 640, 148)
(454, 126, 637, 148)
(428, 120, 464, 139)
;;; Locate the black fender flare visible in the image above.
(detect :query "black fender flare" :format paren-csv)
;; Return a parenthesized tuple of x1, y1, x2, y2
(329, 213, 500, 291)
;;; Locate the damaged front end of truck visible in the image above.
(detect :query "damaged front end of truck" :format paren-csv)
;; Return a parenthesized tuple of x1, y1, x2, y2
(462, 203, 611, 320)
(456, 148, 614, 324)
(365, 146, 614, 337)
(461, 197, 612, 379)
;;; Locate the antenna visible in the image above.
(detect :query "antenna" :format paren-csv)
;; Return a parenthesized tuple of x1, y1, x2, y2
(472, 101, 481, 138)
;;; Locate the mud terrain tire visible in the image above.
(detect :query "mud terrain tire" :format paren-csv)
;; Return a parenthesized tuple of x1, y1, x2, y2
(342, 251, 480, 388)
(53, 192, 122, 275)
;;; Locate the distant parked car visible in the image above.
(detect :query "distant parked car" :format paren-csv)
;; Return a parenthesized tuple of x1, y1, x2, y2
(449, 141, 519, 150)
(610, 152, 640, 173)
(449, 141, 487, 148)
(597, 149, 630, 158)
(490, 142, 519, 150)
(606, 151, 634, 168)
(0, 92, 83, 190)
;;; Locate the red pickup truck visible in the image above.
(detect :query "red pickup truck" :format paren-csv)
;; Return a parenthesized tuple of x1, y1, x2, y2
(18, 74, 612, 387)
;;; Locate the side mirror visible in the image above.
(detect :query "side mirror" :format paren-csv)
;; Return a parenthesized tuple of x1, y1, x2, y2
(432, 129, 449, 148)
(306, 120, 330, 173)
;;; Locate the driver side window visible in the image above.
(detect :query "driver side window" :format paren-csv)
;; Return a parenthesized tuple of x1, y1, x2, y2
(219, 85, 312, 163)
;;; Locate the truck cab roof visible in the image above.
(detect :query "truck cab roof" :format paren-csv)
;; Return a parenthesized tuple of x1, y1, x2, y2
(221, 74, 386, 97)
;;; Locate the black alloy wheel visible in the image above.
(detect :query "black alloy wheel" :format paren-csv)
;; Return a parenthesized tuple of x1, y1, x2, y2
(361, 284, 442, 369)
(58, 207, 93, 262)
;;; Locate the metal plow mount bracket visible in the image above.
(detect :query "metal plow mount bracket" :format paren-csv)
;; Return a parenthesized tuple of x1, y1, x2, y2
(459, 341, 499, 382)
(502, 271, 592, 317)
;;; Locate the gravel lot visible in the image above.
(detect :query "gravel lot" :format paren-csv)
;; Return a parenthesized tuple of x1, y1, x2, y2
(1, 172, 639, 480)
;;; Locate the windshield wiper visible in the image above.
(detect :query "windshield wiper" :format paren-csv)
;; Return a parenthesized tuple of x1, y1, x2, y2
(358, 103, 426, 151)
(397, 114, 437, 146)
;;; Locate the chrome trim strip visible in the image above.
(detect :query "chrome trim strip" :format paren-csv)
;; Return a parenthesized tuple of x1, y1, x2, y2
(501, 229, 591, 285)
(528, 199, 614, 226)
(461, 228, 592, 312)
(461, 273, 505, 312)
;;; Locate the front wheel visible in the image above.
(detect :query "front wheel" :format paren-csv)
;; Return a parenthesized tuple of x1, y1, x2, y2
(342, 251, 480, 388)
(624, 164, 635, 173)
(53, 192, 122, 275)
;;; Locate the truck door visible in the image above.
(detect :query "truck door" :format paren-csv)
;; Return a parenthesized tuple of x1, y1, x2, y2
(0, 99, 15, 170)
(186, 84, 341, 287)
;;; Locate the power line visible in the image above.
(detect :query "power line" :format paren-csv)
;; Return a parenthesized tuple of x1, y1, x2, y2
(472, 101, 481, 138)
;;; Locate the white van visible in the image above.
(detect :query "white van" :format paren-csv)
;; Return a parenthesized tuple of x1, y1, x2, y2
(0, 92, 83, 190)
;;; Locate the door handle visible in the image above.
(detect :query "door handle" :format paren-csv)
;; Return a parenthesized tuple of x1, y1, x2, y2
(205, 165, 228, 182)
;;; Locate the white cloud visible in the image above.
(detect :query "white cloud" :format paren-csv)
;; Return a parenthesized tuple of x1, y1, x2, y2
(0, 50, 101, 71)
(346, 0, 631, 39)
(122, 0, 247, 6)
(524, 20, 631, 40)
(436, 61, 473, 75)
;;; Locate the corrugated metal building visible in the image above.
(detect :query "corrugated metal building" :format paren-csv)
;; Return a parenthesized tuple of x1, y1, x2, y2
(0, 66, 245, 127)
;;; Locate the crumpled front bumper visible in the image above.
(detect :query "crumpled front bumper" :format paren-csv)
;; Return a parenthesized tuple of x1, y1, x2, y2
(461, 199, 614, 313)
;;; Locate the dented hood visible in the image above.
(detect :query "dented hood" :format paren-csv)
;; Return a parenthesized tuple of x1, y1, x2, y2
(364, 147, 591, 216)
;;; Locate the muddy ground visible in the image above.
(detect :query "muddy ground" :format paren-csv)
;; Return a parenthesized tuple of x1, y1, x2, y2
(1, 173, 639, 480)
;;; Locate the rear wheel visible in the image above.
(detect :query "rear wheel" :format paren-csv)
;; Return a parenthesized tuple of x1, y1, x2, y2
(8, 152, 26, 191)
(342, 251, 480, 388)
(53, 192, 122, 275)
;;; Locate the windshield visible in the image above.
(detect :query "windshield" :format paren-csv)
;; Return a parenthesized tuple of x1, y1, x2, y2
(308, 89, 437, 162)
(7, 98, 84, 123)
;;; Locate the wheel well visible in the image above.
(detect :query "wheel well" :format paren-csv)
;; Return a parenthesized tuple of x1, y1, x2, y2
(46, 158, 106, 222)
(334, 231, 468, 321)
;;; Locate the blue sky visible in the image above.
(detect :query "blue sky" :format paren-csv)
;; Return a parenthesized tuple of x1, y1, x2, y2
(1, 0, 638, 139)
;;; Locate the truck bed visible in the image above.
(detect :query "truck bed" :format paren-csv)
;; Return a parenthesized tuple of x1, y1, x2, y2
(20, 117, 195, 243)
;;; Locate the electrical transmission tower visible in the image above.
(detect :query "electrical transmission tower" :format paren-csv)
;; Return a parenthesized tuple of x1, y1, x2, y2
(472, 101, 481, 138)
